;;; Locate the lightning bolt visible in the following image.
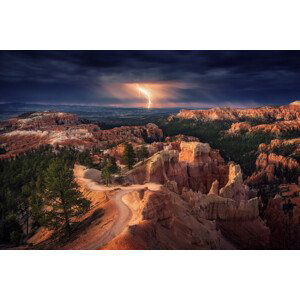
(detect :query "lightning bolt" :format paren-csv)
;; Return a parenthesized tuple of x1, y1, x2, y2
(136, 84, 152, 109)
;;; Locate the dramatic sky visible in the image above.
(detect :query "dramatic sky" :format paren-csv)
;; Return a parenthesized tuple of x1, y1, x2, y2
(0, 50, 300, 108)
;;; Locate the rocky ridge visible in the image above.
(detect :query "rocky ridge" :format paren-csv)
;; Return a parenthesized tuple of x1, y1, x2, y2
(247, 138, 300, 186)
(175, 103, 300, 122)
(107, 141, 270, 249)
(0, 112, 163, 158)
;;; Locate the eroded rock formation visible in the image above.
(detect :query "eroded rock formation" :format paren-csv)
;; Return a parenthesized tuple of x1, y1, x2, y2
(247, 140, 300, 186)
(0, 112, 163, 158)
(125, 141, 229, 194)
(175, 102, 300, 122)
(103, 187, 226, 250)
(227, 120, 300, 136)
(111, 141, 270, 249)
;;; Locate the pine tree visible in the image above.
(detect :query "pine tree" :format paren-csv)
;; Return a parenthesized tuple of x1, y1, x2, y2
(123, 143, 135, 170)
(29, 175, 45, 229)
(41, 158, 91, 236)
(102, 155, 118, 174)
(20, 184, 31, 235)
(101, 165, 111, 186)
(136, 144, 149, 162)
(101, 155, 118, 186)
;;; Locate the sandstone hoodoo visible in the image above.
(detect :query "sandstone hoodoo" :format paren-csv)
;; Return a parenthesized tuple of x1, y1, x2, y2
(165, 102, 299, 249)
(125, 141, 229, 193)
(103, 140, 269, 249)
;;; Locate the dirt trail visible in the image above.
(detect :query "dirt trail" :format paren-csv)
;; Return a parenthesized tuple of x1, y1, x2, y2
(79, 177, 161, 250)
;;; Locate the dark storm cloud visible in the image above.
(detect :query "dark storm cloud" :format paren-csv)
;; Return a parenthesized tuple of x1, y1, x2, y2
(1, 50, 300, 107)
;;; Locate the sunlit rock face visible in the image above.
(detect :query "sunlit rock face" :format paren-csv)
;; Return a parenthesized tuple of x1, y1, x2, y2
(103, 187, 224, 250)
(227, 120, 300, 136)
(246, 138, 300, 186)
(289, 101, 300, 110)
(120, 140, 270, 249)
(0, 112, 163, 158)
(103, 141, 269, 250)
(175, 102, 300, 122)
(2, 111, 81, 130)
(125, 141, 229, 194)
(219, 164, 249, 202)
(125, 140, 256, 209)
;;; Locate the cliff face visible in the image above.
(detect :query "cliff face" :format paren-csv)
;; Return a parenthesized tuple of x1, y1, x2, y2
(173, 103, 300, 227)
(0, 112, 163, 158)
(117, 141, 269, 249)
(0, 112, 81, 131)
(126, 141, 229, 194)
(265, 184, 300, 249)
(104, 186, 269, 250)
(175, 103, 300, 122)
(103, 187, 224, 250)
(247, 139, 300, 186)
(227, 120, 300, 136)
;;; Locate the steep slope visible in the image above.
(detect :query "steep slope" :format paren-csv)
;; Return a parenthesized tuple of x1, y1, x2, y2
(103, 141, 269, 249)
(125, 141, 229, 194)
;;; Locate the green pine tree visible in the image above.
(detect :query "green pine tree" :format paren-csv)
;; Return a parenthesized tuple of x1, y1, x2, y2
(102, 155, 118, 174)
(101, 155, 118, 186)
(136, 144, 149, 162)
(41, 158, 91, 236)
(29, 175, 45, 229)
(123, 143, 135, 170)
(101, 165, 112, 186)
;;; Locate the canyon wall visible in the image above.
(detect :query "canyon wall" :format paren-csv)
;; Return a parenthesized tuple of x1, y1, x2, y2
(125, 141, 229, 194)
(175, 103, 300, 122)
(118, 141, 270, 249)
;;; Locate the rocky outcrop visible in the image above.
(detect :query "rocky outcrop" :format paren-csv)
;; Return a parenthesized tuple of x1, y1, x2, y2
(82, 168, 102, 182)
(165, 134, 200, 143)
(175, 103, 300, 122)
(103, 187, 225, 250)
(208, 180, 219, 195)
(125, 141, 228, 193)
(175, 103, 300, 137)
(180, 187, 259, 221)
(104, 179, 268, 250)
(289, 101, 300, 110)
(179, 185, 269, 249)
(247, 150, 300, 186)
(118, 141, 270, 249)
(258, 138, 300, 153)
(227, 122, 251, 135)
(265, 184, 300, 249)
(0, 111, 81, 131)
(219, 164, 249, 202)
(94, 123, 163, 146)
(227, 120, 300, 136)
(0, 112, 163, 158)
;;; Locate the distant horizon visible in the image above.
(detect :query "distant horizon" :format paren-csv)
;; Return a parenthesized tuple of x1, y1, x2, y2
(0, 99, 294, 110)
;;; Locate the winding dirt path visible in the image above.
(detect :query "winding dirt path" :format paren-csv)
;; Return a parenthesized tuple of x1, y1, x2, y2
(82, 189, 132, 249)
(79, 176, 161, 250)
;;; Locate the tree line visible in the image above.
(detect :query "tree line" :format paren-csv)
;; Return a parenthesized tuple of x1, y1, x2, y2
(0, 146, 92, 246)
